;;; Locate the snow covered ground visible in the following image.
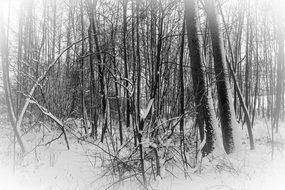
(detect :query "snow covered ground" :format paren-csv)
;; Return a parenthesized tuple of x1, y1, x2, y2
(0, 118, 284, 190)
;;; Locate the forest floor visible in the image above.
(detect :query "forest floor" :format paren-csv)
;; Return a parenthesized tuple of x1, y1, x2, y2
(0, 116, 284, 190)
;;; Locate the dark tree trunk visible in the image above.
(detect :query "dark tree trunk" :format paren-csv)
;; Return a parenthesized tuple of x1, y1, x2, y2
(179, 17, 186, 162)
(87, 0, 107, 142)
(136, 0, 146, 184)
(205, 0, 237, 154)
(88, 25, 98, 139)
(123, 0, 130, 130)
(185, 0, 218, 156)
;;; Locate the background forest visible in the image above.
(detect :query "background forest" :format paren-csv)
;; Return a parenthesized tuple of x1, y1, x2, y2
(0, 0, 284, 189)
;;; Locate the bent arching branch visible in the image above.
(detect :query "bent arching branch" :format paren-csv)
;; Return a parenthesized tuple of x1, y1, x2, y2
(15, 36, 89, 152)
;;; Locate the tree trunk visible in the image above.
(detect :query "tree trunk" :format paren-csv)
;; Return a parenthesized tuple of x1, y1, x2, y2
(185, 0, 219, 156)
(179, 16, 186, 162)
(0, 12, 26, 153)
(274, 29, 284, 133)
(80, 0, 87, 134)
(205, 0, 238, 154)
(87, 0, 107, 142)
(123, 0, 130, 130)
(136, 0, 146, 184)
(227, 58, 255, 150)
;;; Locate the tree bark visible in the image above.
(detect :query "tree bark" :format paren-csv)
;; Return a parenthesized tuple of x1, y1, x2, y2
(179, 16, 186, 161)
(185, 0, 218, 156)
(205, 0, 238, 154)
(227, 58, 254, 150)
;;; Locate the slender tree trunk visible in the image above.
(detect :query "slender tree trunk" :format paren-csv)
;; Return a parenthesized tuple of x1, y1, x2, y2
(87, 0, 107, 142)
(88, 26, 98, 138)
(274, 29, 284, 133)
(131, 0, 137, 147)
(179, 17, 186, 162)
(0, 12, 26, 153)
(227, 59, 255, 150)
(136, 0, 146, 184)
(80, 0, 87, 134)
(17, 4, 24, 118)
(123, 0, 130, 130)
(110, 5, 123, 145)
(251, 15, 259, 127)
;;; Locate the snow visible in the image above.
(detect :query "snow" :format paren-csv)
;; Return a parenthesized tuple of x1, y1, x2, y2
(0, 118, 284, 190)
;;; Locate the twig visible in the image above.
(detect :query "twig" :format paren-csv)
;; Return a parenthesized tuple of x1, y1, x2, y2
(45, 132, 63, 146)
